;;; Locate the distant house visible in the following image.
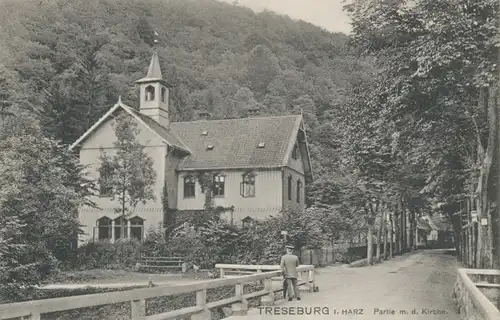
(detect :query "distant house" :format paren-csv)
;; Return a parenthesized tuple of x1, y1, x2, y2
(416, 214, 454, 249)
(70, 53, 313, 244)
(416, 217, 432, 248)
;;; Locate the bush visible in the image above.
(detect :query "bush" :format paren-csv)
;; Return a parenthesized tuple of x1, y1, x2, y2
(63, 239, 142, 270)
(164, 209, 327, 267)
(58, 208, 328, 273)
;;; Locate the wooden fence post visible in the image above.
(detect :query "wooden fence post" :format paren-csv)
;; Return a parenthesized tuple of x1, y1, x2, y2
(131, 299, 146, 320)
(191, 289, 211, 320)
(231, 283, 248, 316)
(260, 278, 275, 306)
(308, 269, 315, 292)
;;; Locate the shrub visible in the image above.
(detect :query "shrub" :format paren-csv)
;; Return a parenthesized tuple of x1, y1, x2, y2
(63, 239, 142, 270)
(164, 208, 327, 267)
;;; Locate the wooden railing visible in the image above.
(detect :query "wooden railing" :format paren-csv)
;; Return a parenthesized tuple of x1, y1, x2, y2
(216, 264, 280, 278)
(215, 264, 314, 284)
(453, 268, 500, 320)
(0, 265, 315, 320)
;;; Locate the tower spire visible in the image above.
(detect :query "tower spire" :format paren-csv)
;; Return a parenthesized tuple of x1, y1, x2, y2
(136, 53, 162, 83)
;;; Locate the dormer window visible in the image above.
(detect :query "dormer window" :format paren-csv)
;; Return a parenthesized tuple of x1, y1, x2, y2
(145, 85, 155, 101)
(207, 145, 214, 150)
(161, 87, 166, 103)
(201, 131, 208, 136)
(257, 142, 265, 148)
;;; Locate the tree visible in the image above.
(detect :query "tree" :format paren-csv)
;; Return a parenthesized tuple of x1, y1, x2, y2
(345, 0, 499, 268)
(99, 113, 157, 239)
(0, 125, 94, 300)
(245, 45, 281, 94)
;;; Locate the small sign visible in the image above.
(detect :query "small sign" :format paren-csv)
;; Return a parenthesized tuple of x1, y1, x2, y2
(281, 231, 288, 235)
(471, 211, 478, 218)
(472, 216, 477, 222)
(481, 218, 488, 226)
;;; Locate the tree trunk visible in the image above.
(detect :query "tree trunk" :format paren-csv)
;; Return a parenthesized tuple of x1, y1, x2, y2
(394, 212, 400, 254)
(399, 205, 406, 252)
(376, 208, 385, 263)
(383, 211, 388, 260)
(401, 199, 406, 252)
(367, 222, 374, 265)
(475, 86, 497, 269)
(390, 213, 394, 258)
(406, 209, 411, 250)
(366, 206, 374, 265)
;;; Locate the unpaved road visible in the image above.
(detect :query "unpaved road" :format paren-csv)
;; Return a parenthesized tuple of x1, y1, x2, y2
(226, 249, 460, 319)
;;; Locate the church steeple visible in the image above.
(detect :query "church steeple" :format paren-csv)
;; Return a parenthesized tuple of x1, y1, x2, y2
(136, 52, 163, 82)
(136, 53, 170, 128)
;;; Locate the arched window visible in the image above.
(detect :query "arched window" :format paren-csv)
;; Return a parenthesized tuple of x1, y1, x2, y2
(184, 175, 196, 198)
(97, 217, 112, 240)
(114, 216, 128, 240)
(287, 176, 292, 200)
(145, 85, 155, 101)
(292, 143, 299, 159)
(296, 180, 302, 203)
(213, 174, 225, 197)
(161, 87, 167, 103)
(130, 216, 144, 241)
(240, 172, 255, 197)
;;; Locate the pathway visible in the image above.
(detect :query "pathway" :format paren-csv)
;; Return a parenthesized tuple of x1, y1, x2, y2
(39, 273, 200, 289)
(225, 249, 460, 320)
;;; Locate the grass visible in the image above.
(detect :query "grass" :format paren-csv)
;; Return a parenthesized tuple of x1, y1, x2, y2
(44, 268, 215, 284)
(8, 268, 263, 319)
(13, 283, 264, 320)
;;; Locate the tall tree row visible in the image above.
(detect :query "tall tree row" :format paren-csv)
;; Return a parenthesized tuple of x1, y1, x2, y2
(344, 0, 500, 268)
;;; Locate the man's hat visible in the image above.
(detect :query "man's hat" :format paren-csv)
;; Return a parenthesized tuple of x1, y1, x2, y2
(286, 245, 294, 249)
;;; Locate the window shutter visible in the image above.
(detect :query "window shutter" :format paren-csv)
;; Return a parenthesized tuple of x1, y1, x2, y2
(240, 182, 244, 196)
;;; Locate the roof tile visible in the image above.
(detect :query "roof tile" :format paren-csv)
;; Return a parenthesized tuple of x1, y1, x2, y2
(170, 115, 301, 170)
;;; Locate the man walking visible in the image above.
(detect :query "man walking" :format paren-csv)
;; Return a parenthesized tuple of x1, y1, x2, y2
(280, 244, 301, 301)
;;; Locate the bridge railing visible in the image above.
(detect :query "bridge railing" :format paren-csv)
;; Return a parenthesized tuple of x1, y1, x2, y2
(0, 265, 315, 320)
(215, 263, 315, 284)
(453, 268, 500, 320)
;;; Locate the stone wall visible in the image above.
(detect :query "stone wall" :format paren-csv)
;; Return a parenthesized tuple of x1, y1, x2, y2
(453, 269, 500, 320)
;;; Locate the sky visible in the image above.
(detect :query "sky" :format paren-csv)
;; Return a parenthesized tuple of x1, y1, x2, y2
(218, 0, 352, 34)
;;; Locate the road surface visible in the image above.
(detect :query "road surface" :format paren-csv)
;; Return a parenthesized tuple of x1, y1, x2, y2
(225, 249, 460, 319)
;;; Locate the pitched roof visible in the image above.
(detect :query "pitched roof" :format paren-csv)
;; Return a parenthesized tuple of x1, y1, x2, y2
(428, 214, 453, 232)
(169, 115, 303, 170)
(69, 101, 312, 174)
(69, 101, 190, 153)
(417, 217, 432, 231)
(135, 52, 168, 85)
(125, 107, 190, 153)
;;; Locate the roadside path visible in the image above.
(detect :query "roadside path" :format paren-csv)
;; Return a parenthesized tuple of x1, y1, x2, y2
(225, 249, 460, 320)
(39, 273, 200, 289)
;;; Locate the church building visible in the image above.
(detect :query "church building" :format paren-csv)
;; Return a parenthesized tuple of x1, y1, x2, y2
(70, 53, 313, 243)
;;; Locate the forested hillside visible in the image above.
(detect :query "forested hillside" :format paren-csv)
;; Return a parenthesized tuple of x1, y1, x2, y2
(0, 0, 373, 186)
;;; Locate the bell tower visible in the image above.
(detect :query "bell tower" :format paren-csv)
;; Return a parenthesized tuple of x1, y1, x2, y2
(136, 52, 170, 128)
